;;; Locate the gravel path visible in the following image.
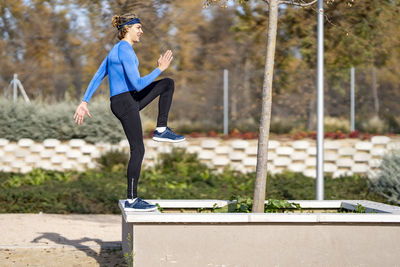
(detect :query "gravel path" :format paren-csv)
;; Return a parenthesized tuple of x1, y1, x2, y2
(0, 213, 126, 266)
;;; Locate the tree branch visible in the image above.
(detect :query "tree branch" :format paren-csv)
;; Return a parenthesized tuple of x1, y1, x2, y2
(278, 0, 318, 7)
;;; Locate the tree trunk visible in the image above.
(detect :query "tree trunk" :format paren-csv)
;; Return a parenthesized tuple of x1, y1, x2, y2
(243, 55, 252, 116)
(231, 68, 238, 120)
(371, 66, 379, 116)
(252, 0, 279, 213)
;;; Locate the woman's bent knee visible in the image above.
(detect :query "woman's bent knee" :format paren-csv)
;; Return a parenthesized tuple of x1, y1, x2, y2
(130, 143, 145, 158)
(163, 77, 174, 88)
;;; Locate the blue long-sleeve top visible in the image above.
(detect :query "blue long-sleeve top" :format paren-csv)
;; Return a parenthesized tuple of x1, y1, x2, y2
(82, 40, 162, 103)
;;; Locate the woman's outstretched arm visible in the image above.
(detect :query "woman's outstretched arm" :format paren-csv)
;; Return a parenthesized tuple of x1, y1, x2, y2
(82, 57, 108, 103)
(74, 56, 108, 125)
(73, 101, 91, 125)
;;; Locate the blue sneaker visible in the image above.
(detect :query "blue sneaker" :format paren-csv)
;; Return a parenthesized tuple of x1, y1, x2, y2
(152, 127, 186, 143)
(124, 198, 157, 212)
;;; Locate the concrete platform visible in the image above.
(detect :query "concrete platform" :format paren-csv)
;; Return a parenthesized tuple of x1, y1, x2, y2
(120, 200, 400, 267)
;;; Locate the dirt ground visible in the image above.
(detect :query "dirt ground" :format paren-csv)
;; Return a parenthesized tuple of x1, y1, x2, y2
(0, 213, 126, 267)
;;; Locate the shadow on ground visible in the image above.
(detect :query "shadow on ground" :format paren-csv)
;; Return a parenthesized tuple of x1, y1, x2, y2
(31, 232, 126, 266)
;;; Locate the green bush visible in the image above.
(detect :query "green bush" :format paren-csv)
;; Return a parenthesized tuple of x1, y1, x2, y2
(324, 116, 350, 133)
(0, 169, 125, 213)
(0, 98, 141, 143)
(0, 148, 390, 214)
(269, 117, 294, 134)
(384, 114, 400, 134)
(138, 148, 255, 199)
(230, 118, 259, 133)
(369, 151, 400, 204)
(227, 197, 300, 213)
(360, 115, 388, 134)
(97, 149, 129, 172)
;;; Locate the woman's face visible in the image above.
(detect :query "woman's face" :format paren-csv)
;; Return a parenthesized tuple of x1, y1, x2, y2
(127, 23, 143, 43)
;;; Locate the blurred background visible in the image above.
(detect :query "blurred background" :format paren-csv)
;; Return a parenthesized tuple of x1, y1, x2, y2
(1, 0, 400, 214)
(1, 0, 399, 136)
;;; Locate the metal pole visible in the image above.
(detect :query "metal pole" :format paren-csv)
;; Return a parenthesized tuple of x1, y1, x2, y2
(13, 73, 17, 102)
(223, 69, 229, 135)
(17, 80, 31, 103)
(350, 67, 355, 132)
(4, 83, 12, 98)
(316, 0, 324, 200)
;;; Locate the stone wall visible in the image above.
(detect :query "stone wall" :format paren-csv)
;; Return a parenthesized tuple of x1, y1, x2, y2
(0, 136, 399, 177)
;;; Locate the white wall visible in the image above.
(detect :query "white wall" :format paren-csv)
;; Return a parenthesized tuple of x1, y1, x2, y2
(0, 136, 399, 177)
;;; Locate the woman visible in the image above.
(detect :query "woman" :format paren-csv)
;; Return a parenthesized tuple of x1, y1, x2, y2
(73, 13, 185, 212)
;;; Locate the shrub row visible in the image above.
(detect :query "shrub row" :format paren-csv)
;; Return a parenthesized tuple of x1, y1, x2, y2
(0, 98, 127, 144)
(0, 148, 392, 214)
(2, 99, 398, 144)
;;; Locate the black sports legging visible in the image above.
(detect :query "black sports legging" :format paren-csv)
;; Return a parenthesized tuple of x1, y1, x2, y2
(110, 78, 174, 199)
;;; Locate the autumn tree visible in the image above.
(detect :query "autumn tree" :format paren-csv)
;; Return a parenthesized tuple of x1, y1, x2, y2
(278, 0, 400, 120)
(206, 0, 318, 212)
(0, 0, 87, 101)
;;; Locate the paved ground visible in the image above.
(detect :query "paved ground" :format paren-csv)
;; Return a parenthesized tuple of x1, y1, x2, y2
(0, 213, 126, 266)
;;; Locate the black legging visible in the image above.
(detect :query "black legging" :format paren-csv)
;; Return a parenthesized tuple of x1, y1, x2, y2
(110, 78, 174, 199)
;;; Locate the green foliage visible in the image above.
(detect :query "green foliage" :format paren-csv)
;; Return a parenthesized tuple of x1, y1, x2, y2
(385, 115, 400, 134)
(0, 148, 390, 214)
(369, 151, 400, 204)
(0, 169, 126, 214)
(96, 149, 129, 172)
(230, 118, 259, 133)
(228, 196, 301, 213)
(123, 233, 134, 267)
(264, 199, 301, 213)
(1, 169, 76, 188)
(360, 116, 388, 134)
(338, 203, 367, 213)
(138, 148, 255, 199)
(155, 203, 163, 213)
(0, 98, 126, 144)
(324, 117, 350, 133)
(228, 196, 253, 213)
(355, 203, 367, 213)
(266, 171, 314, 200)
(270, 117, 294, 134)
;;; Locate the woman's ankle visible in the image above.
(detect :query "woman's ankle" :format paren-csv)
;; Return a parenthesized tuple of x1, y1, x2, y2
(127, 197, 137, 203)
(156, 126, 166, 133)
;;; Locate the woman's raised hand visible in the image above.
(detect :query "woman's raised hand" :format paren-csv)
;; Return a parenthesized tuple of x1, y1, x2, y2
(157, 50, 173, 71)
(73, 101, 92, 125)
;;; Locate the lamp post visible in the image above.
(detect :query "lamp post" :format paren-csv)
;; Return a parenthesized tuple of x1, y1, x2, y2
(316, 0, 324, 200)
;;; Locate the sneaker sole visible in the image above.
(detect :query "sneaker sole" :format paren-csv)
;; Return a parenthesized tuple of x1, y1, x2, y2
(152, 137, 186, 143)
(125, 206, 158, 212)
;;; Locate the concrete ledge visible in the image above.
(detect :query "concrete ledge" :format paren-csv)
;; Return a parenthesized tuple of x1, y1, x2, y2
(118, 199, 400, 223)
(135, 199, 230, 208)
(122, 212, 400, 224)
(119, 199, 400, 267)
(341, 200, 400, 214)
